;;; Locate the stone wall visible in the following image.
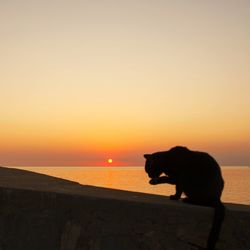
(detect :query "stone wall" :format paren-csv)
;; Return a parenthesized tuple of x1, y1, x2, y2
(0, 167, 249, 250)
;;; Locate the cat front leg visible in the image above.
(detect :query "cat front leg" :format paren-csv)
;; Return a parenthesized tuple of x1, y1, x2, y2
(170, 180, 183, 200)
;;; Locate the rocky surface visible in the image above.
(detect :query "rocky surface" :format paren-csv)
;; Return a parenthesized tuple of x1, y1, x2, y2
(0, 166, 249, 250)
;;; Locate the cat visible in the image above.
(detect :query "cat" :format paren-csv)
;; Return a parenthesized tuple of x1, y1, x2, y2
(144, 146, 225, 250)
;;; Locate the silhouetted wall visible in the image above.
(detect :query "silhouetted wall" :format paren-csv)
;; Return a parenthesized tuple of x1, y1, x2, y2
(0, 168, 249, 250)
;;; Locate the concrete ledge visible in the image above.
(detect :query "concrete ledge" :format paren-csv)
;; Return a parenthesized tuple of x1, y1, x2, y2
(0, 166, 249, 250)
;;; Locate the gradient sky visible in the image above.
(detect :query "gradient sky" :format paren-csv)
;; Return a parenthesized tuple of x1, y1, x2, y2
(1, 0, 250, 166)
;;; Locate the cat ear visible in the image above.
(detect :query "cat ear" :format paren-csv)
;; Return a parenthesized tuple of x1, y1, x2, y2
(144, 154, 151, 159)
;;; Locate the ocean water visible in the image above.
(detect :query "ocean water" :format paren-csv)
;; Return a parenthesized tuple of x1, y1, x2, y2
(11, 166, 250, 205)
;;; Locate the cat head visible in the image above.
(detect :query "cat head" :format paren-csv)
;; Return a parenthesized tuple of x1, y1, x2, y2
(144, 154, 163, 178)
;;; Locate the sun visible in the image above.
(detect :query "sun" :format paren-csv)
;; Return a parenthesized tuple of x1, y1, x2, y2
(107, 158, 113, 164)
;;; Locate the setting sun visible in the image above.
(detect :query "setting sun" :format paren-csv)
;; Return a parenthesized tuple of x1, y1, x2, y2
(107, 159, 113, 164)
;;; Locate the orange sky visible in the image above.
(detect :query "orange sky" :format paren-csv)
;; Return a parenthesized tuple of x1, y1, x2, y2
(1, 1, 250, 166)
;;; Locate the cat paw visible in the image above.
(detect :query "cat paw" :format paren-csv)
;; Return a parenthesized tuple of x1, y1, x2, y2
(182, 197, 191, 203)
(149, 178, 159, 185)
(170, 195, 180, 200)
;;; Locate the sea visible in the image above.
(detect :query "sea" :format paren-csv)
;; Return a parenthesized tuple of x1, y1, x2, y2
(9, 166, 250, 205)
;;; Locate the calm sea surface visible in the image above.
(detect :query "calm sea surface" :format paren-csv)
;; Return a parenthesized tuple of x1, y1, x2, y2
(11, 166, 250, 205)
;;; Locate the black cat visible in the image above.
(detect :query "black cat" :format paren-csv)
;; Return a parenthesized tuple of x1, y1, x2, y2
(144, 146, 225, 250)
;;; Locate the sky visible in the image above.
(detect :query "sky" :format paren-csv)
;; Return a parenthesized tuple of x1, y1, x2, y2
(1, 0, 250, 166)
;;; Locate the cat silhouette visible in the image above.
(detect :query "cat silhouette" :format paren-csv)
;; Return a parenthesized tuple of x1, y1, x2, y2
(144, 146, 225, 250)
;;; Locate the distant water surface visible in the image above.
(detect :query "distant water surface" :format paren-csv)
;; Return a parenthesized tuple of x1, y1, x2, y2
(10, 166, 250, 205)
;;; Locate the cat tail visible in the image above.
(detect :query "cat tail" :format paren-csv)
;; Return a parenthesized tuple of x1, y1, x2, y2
(207, 201, 225, 250)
